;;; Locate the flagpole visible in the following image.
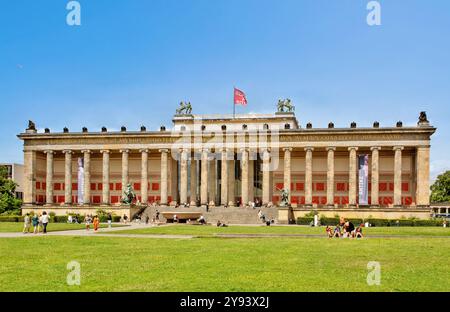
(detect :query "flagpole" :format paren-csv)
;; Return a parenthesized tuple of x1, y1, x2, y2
(233, 87, 235, 119)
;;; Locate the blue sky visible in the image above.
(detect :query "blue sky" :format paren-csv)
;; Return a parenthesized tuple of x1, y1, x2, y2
(0, 0, 449, 179)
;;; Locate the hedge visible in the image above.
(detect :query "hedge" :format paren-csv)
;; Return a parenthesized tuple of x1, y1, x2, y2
(297, 216, 446, 227)
(0, 216, 23, 222)
(0, 215, 122, 223)
(296, 217, 314, 225)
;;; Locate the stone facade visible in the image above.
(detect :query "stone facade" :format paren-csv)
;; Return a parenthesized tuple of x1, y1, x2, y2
(18, 112, 436, 221)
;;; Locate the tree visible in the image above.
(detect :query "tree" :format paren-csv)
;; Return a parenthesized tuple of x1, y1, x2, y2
(0, 166, 22, 215)
(430, 170, 450, 203)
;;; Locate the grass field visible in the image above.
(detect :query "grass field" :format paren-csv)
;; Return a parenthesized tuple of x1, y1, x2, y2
(106, 224, 450, 237)
(1, 224, 449, 292)
(0, 222, 124, 233)
(0, 235, 449, 292)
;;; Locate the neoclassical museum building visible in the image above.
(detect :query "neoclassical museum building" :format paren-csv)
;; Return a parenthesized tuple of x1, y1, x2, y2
(18, 104, 436, 222)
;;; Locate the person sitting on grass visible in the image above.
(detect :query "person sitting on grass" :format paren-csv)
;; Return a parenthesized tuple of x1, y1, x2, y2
(333, 225, 341, 238)
(355, 224, 364, 238)
(198, 215, 206, 225)
(216, 220, 228, 227)
(326, 226, 333, 238)
(23, 213, 31, 234)
(344, 221, 355, 238)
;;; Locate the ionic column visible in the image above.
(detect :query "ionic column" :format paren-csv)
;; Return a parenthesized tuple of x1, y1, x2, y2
(44, 151, 54, 205)
(241, 148, 249, 206)
(416, 146, 430, 206)
(248, 153, 254, 203)
(101, 150, 110, 205)
(190, 156, 197, 206)
(121, 149, 129, 190)
(393, 146, 404, 207)
(82, 150, 91, 205)
(140, 149, 149, 205)
(159, 149, 169, 206)
(180, 149, 188, 205)
(304, 147, 314, 206)
(283, 148, 292, 203)
(348, 147, 358, 206)
(208, 157, 217, 206)
(63, 150, 72, 205)
(228, 153, 235, 206)
(23, 150, 37, 206)
(220, 149, 228, 206)
(262, 148, 271, 205)
(326, 147, 336, 206)
(200, 149, 209, 206)
(370, 147, 381, 206)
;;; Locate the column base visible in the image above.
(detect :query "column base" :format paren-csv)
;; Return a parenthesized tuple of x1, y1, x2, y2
(326, 204, 335, 209)
(44, 203, 54, 207)
(370, 204, 380, 208)
(394, 204, 403, 208)
(190, 201, 197, 207)
(348, 204, 357, 208)
(100, 203, 111, 207)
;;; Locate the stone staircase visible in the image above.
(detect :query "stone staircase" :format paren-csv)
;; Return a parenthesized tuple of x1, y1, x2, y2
(140, 205, 279, 225)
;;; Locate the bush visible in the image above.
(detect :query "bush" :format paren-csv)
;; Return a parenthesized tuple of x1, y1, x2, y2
(0, 215, 19, 222)
(319, 217, 340, 226)
(296, 217, 314, 225)
(52, 215, 68, 223)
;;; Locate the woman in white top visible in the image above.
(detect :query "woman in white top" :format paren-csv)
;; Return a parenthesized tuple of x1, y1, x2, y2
(41, 211, 50, 234)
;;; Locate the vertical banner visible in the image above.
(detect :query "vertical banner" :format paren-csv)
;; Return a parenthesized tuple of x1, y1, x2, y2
(358, 154, 369, 205)
(78, 157, 84, 205)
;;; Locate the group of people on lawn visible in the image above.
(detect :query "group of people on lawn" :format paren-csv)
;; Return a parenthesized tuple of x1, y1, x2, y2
(326, 217, 363, 238)
(23, 211, 50, 234)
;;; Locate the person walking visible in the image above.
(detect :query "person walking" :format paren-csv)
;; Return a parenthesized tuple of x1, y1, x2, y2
(107, 213, 112, 228)
(23, 213, 31, 234)
(85, 214, 92, 231)
(38, 214, 43, 233)
(32, 213, 39, 234)
(41, 211, 49, 234)
(93, 215, 100, 232)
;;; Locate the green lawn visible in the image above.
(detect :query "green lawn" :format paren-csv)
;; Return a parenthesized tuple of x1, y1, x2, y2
(106, 224, 450, 237)
(0, 222, 124, 233)
(0, 235, 449, 292)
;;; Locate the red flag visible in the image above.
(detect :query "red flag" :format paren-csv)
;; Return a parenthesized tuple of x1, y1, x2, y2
(234, 87, 247, 106)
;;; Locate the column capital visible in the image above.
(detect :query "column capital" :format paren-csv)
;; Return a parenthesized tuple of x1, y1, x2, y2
(120, 149, 130, 154)
(139, 149, 149, 153)
(43, 150, 54, 154)
(200, 148, 209, 154)
(283, 147, 293, 152)
(348, 146, 358, 151)
(62, 150, 72, 154)
(260, 147, 271, 153)
(100, 150, 110, 154)
(158, 149, 169, 153)
(81, 150, 91, 154)
(304, 146, 314, 152)
(370, 146, 381, 151)
(326, 147, 336, 152)
(393, 146, 404, 151)
(240, 148, 249, 153)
